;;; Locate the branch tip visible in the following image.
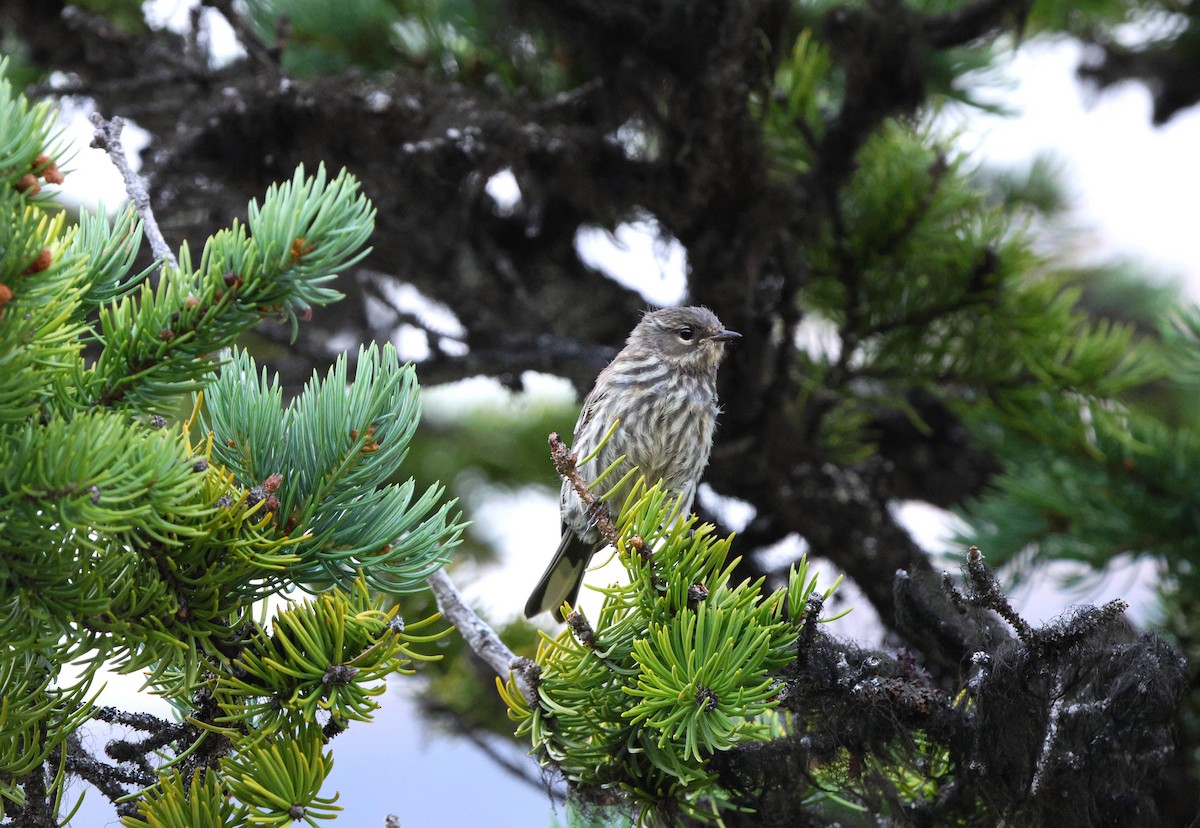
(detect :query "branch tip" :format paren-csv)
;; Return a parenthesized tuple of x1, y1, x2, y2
(89, 112, 178, 272)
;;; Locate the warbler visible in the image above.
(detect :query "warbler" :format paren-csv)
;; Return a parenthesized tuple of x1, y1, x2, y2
(524, 306, 740, 620)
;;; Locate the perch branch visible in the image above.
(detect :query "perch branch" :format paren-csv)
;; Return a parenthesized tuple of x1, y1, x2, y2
(426, 569, 539, 707)
(548, 431, 619, 548)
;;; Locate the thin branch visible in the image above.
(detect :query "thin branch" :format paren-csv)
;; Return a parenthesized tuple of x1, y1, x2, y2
(426, 569, 539, 707)
(11, 760, 54, 827)
(60, 737, 148, 808)
(89, 113, 178, 271)
(548, 432, 618, 548)
(91, 706, 174, 733)
(963, 545, 1033, 643)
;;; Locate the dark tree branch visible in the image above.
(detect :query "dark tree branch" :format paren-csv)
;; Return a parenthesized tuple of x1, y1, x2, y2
(922, 0, 1033, 49)
(712, 561, 1183, 827)
(1078, 30, 1200, 126)
(9, 762, 55, 828)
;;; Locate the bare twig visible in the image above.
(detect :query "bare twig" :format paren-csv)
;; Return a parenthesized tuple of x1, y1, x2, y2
(964, 545, 1034, 643)
(426, 569, 539, 707)
(89, 113, 178, 271)
(548, 432, 619, 548)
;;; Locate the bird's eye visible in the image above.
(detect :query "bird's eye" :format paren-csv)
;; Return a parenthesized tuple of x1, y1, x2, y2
(678, 327, 695, 342)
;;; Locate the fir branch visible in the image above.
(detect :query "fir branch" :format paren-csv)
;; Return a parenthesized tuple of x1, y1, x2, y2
(203, 344, 460, 592)
(71, 205, 148, 309)
(870, 153, 949, 264)
(214, 578, 423, 736)
(84, 164, 375, 411)
(501, 478, 831, 821)
(89, 113, 177, 271)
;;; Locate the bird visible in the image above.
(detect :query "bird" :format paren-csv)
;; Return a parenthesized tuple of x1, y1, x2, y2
(524, 306, 740, 621)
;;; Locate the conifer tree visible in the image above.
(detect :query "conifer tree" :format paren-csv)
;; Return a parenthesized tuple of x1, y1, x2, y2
(0, 65, 462, 825)
(6, 0, 1200, 824)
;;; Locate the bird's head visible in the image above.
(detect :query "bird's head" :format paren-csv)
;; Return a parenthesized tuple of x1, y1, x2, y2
(630, 306, 741, 373)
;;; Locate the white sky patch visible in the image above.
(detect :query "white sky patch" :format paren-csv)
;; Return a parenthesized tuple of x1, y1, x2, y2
(890, 500, 969, 558)
(48, 100, 150, 213)
(575, 216, 688, 306)
(420, 371, 576, 423)
(892, 500, 1161, 627)
(993, 555, 1161, 628)
(372, 281, 466, 337)
(363, 280, 468, 361)
(395, 324, 432, 360)
(607, 118, 657, 162)
(752, 532, 810, 572)
(485, 168, 522, 215)
(948, 38, 1200, 295)
(143, 0, 198, 32)
(325, 329, 365, 356)
(519, 370, 580, 402)
(698, 484, 757, 533)
(750, 535, 885, 643)
(144, 0, 243, 67)
(453, 485, 561, 619)
(421, 375, 515, 419)
(577, 546, 631, 621)
(811, 557, 884, 644)
(793, 312, 841, 362)
(61, 664, 173, 716)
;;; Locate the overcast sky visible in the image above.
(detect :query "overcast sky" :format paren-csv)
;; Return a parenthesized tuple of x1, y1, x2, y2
(957, 39, 1200, 295)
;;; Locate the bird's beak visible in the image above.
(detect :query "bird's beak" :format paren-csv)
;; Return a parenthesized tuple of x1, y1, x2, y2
(707, 329, 741, 343)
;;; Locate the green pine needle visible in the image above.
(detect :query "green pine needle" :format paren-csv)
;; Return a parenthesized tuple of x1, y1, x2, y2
(502, 481, 841, 824)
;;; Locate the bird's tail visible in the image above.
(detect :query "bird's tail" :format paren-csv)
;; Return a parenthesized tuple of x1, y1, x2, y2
(524, 530, 600, 621)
